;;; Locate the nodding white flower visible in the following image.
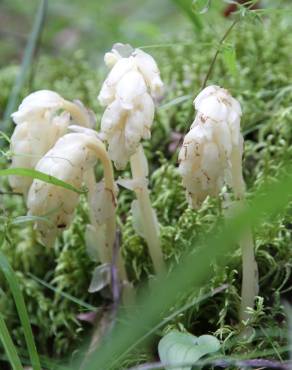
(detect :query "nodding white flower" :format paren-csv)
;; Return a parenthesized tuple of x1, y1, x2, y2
(98, 43, 163, 169)
(178, 85, 243, 208)
(27, 132, 114, 246)
(9, 90, 95, 195)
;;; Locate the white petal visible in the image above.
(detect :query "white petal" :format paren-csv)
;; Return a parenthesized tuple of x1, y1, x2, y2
(134, 49, 164, 99)
(196, 95, 229, 121)
(12, 90, 64, 124)
(104, 51, 121, 68)
(125, 109, 144, 153)
(108, 130, 129, 169)
(193, 85, 219, 110)
(116, 70, 147, 110)
(98, 57, 136, 106)
(100, 99, 125, 135)
(137, 92, 155, 129)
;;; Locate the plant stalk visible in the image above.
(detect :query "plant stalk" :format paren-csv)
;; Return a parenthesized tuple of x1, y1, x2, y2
(85, 143, 128, 283)
(231, 146, 258, 322)
(130, 145, 165, 274)
(62, 100, 91, 127)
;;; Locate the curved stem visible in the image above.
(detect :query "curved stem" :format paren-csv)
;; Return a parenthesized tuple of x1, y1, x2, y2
(62, 100, 90, 127)
(130, 145, 165, 274)
(231, 147, 258, 322)
(87, 139, 128, 283)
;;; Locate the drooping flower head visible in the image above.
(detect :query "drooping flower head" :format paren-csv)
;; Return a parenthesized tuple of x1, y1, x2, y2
(178, 85, 243, 208)
(27, 132, 116, 246)
(98, 43, 164, 169)
(9, 90, 95, 195)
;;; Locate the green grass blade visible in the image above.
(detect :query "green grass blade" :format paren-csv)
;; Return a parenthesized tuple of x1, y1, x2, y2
(0, 315, 24, 370)
(0, 251, 41, 370)
(28, 273, 97, 311)
(2, 0, 48, 132)
(0, 168, 86, 194)
(170, 0, 203, 31)
(73, 167, 292, 369)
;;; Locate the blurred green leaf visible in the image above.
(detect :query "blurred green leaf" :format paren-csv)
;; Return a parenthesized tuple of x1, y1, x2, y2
(0, 250, 41, 370)
(11, 215, 54, 226)
(221, 44, 238, 78)
(68, 167, 292, 369)
(158, 330, 220, 370)
(192, 0, 211, 14)
(0, 168, 86, 194)
(170, 0, 203, 31)
(2, 0, 48, 132)
(0, 315, 24, 370)
(28, 273, 97, 311)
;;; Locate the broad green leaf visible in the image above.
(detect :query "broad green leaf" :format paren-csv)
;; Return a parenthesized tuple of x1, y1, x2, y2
(0, 315, 23, 370)
(0, 251, 41, 370)
(0, 168, 85, 194)
(158, 331, 220, 370)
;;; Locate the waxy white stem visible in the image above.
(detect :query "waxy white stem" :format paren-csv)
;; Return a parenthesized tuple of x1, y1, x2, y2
(62, 100, 90, 127)
(130, 145, 165, 274)
(86, 142, 128, 283)
(231, 147, 259, 322)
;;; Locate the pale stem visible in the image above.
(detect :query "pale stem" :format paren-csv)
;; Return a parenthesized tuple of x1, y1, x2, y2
(130, 145, 165, 274)
(231, 147, 259, 322)
(87, 141, 128, 283)
(62, 100, 90, 127)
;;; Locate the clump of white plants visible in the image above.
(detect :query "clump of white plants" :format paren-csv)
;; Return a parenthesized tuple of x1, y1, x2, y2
(9, 91, 129, 298)
(9, 90, 95, 195)
(98, 43, 165, 274)
(178, 85, 258, 321)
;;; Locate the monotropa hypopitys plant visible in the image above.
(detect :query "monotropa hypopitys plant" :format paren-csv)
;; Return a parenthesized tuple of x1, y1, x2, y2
(9, 90, 95, 195)
(9, 91, 130, 299)
(98, 43, 165, 274)
(179, 85, 258, 322)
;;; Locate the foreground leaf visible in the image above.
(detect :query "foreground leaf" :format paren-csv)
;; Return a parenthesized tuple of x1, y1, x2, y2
(0, 168, 85, 194)
(0, 314, 23, 370)
(158, 330, 220, 370)
(0, 251, 41, 370)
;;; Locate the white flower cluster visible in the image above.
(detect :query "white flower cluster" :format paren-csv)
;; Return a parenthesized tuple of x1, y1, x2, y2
(98, 43, 164, 169)
(27, 132, 113, 246)
(178, 85, 243, 208)
(9, 90, 94, 195)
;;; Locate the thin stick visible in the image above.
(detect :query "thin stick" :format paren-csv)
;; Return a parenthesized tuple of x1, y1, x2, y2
(130, 145, 165, 274)
(201, 19, 238, 89)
